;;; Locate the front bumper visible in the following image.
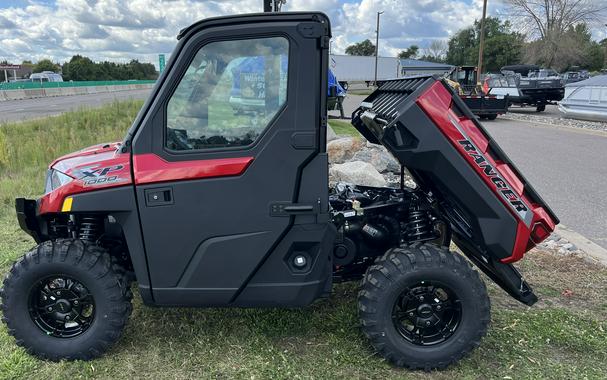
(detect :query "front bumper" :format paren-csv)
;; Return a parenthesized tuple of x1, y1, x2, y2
(15, 198, 43, 243)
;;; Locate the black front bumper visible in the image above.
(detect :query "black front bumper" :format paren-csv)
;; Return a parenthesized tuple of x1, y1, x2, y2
(15, 198, 42, 243)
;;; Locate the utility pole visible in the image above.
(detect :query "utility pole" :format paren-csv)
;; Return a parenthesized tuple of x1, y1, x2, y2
(263, 0, 285, 12)
(374, 11, 384, 86)
(476, 0, 488, 89)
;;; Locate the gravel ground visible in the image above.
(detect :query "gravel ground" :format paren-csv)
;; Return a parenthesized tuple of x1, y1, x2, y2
(501, 111, 607, 132)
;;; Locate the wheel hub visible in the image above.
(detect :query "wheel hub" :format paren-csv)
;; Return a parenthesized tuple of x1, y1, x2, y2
(55, 299, 72, 313)
(392, 281, 462, 346)
(416, 304, 433, 317)
(28, 275, 95, 338)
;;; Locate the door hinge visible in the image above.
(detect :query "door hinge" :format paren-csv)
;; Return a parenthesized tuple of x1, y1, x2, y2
(297, 22, 324, 39)
(320, 36, 330, 49)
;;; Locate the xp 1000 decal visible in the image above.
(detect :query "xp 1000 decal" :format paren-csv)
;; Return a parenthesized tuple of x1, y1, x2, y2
(76, 164, 129, 187)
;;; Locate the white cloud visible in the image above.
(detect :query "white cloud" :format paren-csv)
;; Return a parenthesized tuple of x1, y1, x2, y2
(0, 0, 604, 67)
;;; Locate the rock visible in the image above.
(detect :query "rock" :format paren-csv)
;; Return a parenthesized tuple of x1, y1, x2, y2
(561, 243, 574, 250)
(329, 161, 387, 188)
(351, 143, 401, 173)
(543, 240, 558, 249)
(327, 137, 364, 164)
(326, 125, 338, 141)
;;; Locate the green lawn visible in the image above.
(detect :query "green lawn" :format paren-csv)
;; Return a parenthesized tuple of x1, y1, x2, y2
(328, 119, 360, 137)
(1, 103, 607, 379)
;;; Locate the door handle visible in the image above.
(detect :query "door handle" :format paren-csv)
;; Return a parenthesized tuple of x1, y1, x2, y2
(144, 187, 173, 207)
(270, 202, 317, 217)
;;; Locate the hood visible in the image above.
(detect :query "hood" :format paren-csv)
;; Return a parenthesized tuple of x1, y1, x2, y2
(50, 142, 132, 186)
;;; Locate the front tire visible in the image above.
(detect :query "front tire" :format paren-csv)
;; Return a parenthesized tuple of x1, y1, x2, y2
(1, 239, 132, 361)
(358, 244, 490, 370)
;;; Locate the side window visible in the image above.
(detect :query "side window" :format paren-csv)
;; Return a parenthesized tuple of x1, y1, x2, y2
(166, 37, 289, 151)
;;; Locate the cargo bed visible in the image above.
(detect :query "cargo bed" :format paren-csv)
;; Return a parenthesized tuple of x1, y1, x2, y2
(352, 75, 559, 305)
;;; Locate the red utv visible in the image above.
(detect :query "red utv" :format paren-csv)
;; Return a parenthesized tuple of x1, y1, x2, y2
(1, 12, 558, 370)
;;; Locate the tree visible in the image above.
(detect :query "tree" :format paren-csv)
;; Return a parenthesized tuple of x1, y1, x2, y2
(446, 17, 523, 72)
(419, 40, 447, 63)
(62, 55, 97, 81)
(345, 39, 376, 56)
(62, 55, 158, 81)
(506, 0, 607, 68)
(33, 59, 60, 73)
(524, 22, 605, 71)
(398, 45, 419, 59)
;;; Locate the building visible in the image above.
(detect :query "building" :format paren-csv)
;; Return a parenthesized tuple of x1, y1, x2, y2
(399, 59, 453, 77)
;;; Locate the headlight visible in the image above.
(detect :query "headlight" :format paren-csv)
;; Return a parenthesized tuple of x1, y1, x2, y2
(44, 169, 74, 194)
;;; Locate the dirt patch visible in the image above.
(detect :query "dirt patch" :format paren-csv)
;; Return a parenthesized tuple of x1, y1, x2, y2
(489, 248, 607, 317)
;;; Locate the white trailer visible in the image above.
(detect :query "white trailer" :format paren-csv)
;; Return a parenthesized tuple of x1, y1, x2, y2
(329, 54, 400, 88)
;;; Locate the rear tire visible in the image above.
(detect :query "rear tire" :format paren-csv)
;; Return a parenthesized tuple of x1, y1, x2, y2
(1, 239, 132, 361)
(536, 104, 546, 112)
(358, 243, 490, 370)
(487, 114, 498, 120)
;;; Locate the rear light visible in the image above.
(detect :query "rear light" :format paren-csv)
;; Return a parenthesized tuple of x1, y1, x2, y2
(530, 222, 550, 244)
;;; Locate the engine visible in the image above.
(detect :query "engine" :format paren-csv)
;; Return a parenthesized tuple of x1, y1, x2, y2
(329, 183, 448, 280)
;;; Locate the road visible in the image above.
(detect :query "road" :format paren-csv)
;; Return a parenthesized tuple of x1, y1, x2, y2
(0, 89, 152, 123)
(4, 91, 606, 248)
(483, 119, 607, 249)
(332, 94, 607, 249)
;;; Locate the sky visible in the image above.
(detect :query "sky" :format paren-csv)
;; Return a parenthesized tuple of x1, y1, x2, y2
(0, 0, 605, 68)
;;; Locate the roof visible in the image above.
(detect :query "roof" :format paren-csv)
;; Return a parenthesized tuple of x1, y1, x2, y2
(565, 75, 607, 87)
(400, 59, 453, 69)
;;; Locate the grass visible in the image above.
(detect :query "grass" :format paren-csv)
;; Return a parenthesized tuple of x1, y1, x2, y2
(1, 102, 607, 379)
(348, 89, 375, 96)
(328, 119, 360, 137)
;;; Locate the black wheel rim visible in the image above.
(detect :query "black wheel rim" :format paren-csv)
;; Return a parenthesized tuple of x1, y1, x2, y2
(391, 281, 462, 346)
(28, 275, 95, 338)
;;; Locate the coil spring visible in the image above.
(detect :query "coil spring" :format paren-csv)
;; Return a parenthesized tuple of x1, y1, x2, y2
(405, 204, 434, 242)
(78, 216, 102, 242)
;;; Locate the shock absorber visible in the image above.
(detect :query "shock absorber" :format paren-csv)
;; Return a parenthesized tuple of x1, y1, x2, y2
(78, 215, 103, 242)
(405, 202, 435, 242)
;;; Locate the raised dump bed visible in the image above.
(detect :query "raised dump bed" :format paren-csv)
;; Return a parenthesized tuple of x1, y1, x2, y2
(352, 75, 559, 303)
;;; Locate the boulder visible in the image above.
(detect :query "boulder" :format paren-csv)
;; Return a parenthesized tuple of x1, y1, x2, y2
(352, 142, 401, 173)
(326, 125, 338, 141)
(329, 161, 387, 187)
(327, 137, 364, 164)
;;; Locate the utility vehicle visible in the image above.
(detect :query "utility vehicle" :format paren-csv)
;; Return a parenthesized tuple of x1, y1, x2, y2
(1, 12, 558, 370)
(446, 65, 509, 120)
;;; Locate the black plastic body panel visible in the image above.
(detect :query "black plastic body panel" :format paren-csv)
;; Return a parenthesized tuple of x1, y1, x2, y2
(129, 12, 335, 307)
(454, 234, 537, 305)
(352, 77, 518, 260)
(67, 186, 154, 304)
(15, 198, 42, 243)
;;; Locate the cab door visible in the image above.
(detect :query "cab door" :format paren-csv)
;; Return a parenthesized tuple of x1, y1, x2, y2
(130, 13, 334, 306)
